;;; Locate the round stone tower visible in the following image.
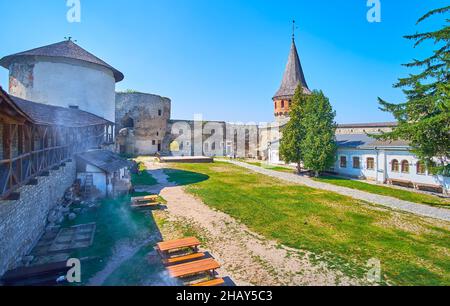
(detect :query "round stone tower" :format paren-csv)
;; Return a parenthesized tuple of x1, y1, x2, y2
(115, 92, 171, 155)
(0, 40, 123, 122)
(273, 38, 311, 123)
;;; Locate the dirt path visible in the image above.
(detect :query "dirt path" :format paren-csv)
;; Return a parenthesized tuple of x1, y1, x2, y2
(144, 161, 363, 286)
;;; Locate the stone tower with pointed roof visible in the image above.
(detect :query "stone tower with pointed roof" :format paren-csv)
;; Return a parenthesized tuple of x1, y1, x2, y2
(273, 37, 311, 122)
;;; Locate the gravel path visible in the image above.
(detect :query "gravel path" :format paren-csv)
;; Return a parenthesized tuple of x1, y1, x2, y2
(144, 161, 363, 286)
(221, 160, 450, 222)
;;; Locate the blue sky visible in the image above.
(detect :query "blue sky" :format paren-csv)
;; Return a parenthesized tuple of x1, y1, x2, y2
(0, 0, 446, 123)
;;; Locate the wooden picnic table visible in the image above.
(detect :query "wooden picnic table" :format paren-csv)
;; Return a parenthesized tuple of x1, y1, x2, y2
(131, 195, 159, 203)
(157, 237, 201, 253)
(167, 258, 220, 278)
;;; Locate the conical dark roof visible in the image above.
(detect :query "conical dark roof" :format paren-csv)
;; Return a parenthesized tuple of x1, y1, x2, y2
(273, 39, 310, 100)
(0, 40, 124, 82)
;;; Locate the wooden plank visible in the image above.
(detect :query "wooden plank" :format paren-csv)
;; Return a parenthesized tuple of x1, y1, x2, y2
(191, 278, 225, 287)
(163, 252, 206, 265)
(157, 237, 201, 252)
(167, 258, 220, 278)
(131, 202, 162, 209)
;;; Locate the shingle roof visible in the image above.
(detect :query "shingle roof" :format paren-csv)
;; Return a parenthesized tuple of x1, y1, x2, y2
(336, 134, 410, 149)
(76, 150, 131, 173)
(0, 40, 124, 82)
(273, 39, 311, 100)
(10, 95, 112, 128)
(336, 134, 375, 148)
(338, 122, 398, 129)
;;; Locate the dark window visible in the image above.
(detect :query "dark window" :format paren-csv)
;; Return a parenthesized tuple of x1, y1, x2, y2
(179, 129, 183, 135)
(122, 116, 134, 129)
(281, 101, 285, 108)
(158, 109, 162, 116)
(353, 157, 361, 169)
(391, 160, 399, 172)
(152, 140, 156, 145)
(367, 158, 375, 170)
(401, 160, 410, 173)
(340, 156, 347, 168)
(417, 162, 426, 175)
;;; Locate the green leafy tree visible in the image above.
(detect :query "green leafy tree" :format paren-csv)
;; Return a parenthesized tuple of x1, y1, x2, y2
(300, 90, 337, 177)
(279, 86, 308, 172)
(376, 6, 450, 175)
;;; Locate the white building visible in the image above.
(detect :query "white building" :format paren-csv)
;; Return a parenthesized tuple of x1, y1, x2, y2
(335, 134, 449, 193)
(0, 40, 124, 123)
(76, 150, 132, 198)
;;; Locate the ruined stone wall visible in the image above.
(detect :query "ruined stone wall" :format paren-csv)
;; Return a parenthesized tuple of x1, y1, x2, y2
(0, 160, 76, 277)
(116, 92, 171, 155)
(165, 120, 260, 158)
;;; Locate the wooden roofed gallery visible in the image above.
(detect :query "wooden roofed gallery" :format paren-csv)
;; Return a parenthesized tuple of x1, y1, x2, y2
(0, 87, 115, 200)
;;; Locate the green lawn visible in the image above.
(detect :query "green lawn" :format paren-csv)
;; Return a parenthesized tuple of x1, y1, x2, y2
(236, 159, 294, 173)
(164, 162, 450, 286)
(131, 162, 158, 186)
(314, 176, 450, 209)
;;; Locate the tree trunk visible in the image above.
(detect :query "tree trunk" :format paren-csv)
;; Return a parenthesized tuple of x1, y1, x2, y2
(315, 171, 320, 178)
(297, 163, 302, 174)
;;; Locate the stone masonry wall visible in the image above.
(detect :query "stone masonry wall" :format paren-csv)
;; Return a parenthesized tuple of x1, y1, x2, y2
(0, 160, 76, 277)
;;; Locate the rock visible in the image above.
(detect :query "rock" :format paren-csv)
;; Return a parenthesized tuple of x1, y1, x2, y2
(68, 213, 77, 221)
(56, 216, 65, 224)
(73, 208, 82, 214)
(47, 211, 59, 223)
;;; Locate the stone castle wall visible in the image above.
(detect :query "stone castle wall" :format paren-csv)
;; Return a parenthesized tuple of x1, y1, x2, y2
(0, 160, 76, 277)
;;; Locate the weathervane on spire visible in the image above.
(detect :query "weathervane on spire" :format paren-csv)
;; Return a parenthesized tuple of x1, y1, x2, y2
(64, 36, 77, 43)
(292, 20, 298, 41)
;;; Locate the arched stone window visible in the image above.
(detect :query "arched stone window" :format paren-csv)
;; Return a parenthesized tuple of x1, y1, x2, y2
(417, 161, 426, 175)
(122, 115, 134, 129)
(281, 101, 285, 108)
(401, 160, 410, 173)
(391, 159, 399, 172)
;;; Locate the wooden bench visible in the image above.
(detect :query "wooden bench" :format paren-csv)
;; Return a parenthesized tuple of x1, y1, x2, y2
(414, 183, 443, 194)
(387, 178, 413, 188)
(157, 237, 201, 254)
(163, 252, 206, 265)
(131, 195, 159, 203)
(191, 278, 225, 287)
(167, 258, 220, 278)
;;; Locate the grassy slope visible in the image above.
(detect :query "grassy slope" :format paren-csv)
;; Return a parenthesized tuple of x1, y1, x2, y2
(314, 176, 450, 208)
(164, 162, 450, 286)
